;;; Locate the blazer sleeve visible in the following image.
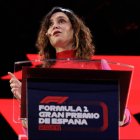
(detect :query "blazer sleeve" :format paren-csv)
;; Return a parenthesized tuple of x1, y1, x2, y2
(101, 59, 131, 126)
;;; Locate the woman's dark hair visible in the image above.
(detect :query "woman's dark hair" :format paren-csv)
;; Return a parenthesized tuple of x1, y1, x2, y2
(36, 6, 95, 67)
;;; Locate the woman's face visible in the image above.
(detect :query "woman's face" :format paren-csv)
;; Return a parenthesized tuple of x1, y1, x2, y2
(47, 12, 74, 52)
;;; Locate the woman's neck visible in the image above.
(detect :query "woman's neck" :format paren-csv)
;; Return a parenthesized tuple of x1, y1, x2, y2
(56, 47, 73, 53)
(55, 41, 74, 53)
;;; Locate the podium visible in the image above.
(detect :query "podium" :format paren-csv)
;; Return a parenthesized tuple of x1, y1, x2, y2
(13, 59, 133, 140)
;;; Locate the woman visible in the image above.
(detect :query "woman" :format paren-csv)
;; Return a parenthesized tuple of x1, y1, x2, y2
(8, 6, 130, 129)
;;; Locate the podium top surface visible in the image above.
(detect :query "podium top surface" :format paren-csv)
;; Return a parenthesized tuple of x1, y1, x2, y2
(14, 59, 134, 72)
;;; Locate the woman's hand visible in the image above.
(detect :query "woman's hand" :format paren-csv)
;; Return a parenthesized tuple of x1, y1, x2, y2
(119, 114, 126, 126)
(8, 72, 22, 100)
(21, 118, 28, 129)
(8, 72, 28, 128)
(119, 108, 131, 127)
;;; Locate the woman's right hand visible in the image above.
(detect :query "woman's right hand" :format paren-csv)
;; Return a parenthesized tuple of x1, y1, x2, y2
(8, 72, 22, 100)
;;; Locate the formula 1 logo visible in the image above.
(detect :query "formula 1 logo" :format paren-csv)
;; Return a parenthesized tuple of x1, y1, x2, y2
(40, 96, 68, 104)
(38, 96, 108, 132)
